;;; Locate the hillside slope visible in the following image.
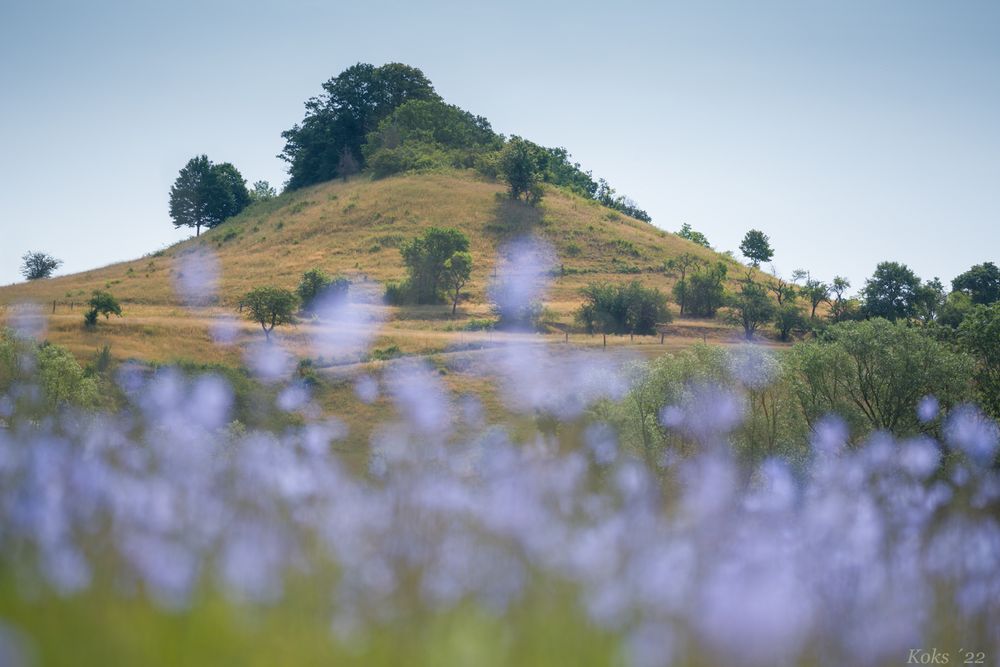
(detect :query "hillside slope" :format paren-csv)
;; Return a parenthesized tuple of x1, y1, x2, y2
(0, 170, 734, 310)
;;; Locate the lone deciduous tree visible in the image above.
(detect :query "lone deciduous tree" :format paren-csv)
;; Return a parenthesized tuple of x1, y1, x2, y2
(169, 155, 251, 236)
(727, 279, 776, 339)
(666, 253, 703, 316)
(739, 230, 774, 268)
(20, 251, 62, 280)
(498, 137, 541, 202)
(242, 286, 298, 341)
(861, 261, 921, 322)
(442, 251, 473, 315)
(398, 227, 470, 304)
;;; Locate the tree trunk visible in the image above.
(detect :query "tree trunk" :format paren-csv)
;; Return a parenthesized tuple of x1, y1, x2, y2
(196, 223, 201, 237)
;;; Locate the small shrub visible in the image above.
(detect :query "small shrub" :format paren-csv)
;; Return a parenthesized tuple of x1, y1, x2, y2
(613, 239, 641, 258)
(367, 345, 402, 361)
(463, 318, 497, 331)
(84, 291, 122, 328)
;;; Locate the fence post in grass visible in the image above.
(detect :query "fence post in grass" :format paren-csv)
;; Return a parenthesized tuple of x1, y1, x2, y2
(52, 300, 56, 313)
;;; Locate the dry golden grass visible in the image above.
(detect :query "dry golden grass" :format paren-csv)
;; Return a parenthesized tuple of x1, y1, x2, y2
(0, 170, 780, 369)
(0, 170, 742, 308)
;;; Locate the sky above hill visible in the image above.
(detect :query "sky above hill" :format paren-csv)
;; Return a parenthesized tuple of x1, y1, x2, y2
(2, 0, 998, 291)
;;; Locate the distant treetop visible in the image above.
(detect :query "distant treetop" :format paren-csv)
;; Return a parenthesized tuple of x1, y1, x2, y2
(279, 62, 654, 221)
(279, 63, 439, 190)
(677, 223, 711, 248)
(169, 155, 251, 236)
(20, 251, 62, 280)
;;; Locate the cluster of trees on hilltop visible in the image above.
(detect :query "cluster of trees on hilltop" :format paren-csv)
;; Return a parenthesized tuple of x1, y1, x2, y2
(278, 63, 652, 218)
(160, 62, 654, 242)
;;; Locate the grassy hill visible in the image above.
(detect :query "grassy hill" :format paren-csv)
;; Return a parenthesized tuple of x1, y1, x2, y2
(1, 171, 730, 306)
(0, 170, 755, 365)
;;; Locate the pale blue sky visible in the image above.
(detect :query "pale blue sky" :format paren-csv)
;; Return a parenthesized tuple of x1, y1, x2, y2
(2, 0, 998, 290)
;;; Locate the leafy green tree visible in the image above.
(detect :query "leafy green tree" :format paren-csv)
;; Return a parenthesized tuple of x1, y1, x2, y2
(727, 280, 776, 339)
(860, 261, 922, 321)
(1, 330, 99, 411)
(785, 319, 973, 436)
(20, 251, 62, 280)
(169, 155, 250, 236)
(595, 179, 651, 222)
(828, 276, 852, 322)
(242, 286, 298, 341)
(774, 301, 807, 341)
(768, 273, 798, 306)
(800, 278, 830, 319)
(938, 290, 975, 328)
(498, 137, 542, 202)
(685, 261, 728, 317)
(249, 180, 277, 202)
(397, 228, 471, 304)
(279, 63, 439, 189)
(84, 291, 122, 327)
(297, 269, 349, 313)
(958, 303, 1000, 418)
(666, 253, 703, 316)
(677, 222, 711, 248)
(952, 261, 1000, 305)
(739, 229, 774, 268)
(363, 99, 500, 177)
(442, 251, 473, 315)
(914, 277, 946, 324)
(211, 162, 251, 213)
(577, 281, 671, 345)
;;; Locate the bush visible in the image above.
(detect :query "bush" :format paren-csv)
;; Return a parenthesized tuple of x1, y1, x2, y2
(396, 228, 470, 304)
(298, 269, 349, 313)
(576, 281, 671, 338)
(84, 291, 122, 327)
(1, 329, 99, 412)
(490, 292, 545, 331)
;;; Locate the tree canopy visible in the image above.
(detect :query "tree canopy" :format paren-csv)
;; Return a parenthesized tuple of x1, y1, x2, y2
(739, 229, 774, 268)
(279, 63, 439, 190)
(952, 261, 1000, 305)
(498, 137, 543, 202)
(576, 281, 671, 341)
(786, 318, 972, 436)
(727, 280, 776, 339)
(243, 287, 298, 341)
(84, 291, 122, 327)
(676, 223, 711, 248)
(20, 251, 62, 280)
(297, 269, 349, 314)
(860, 261, 921, 322)
(394, 228, 471, 304)
(169, 155, 251, 236)
(363, 99, 500, 178)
